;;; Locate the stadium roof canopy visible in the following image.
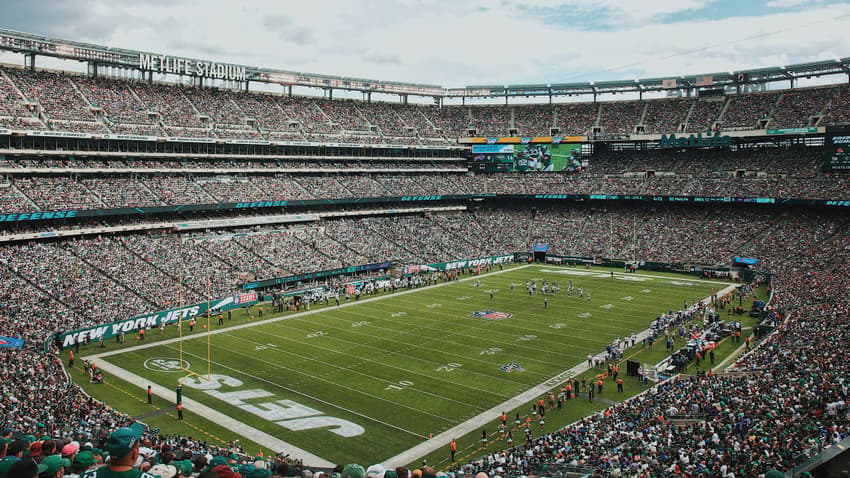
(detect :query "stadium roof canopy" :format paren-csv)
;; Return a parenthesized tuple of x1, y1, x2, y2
(1, 27, 849, 99)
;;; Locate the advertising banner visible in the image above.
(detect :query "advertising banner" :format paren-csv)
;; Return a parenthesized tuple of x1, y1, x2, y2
(2, 195, 847, 225)
(766, 127, 818, 135)
(283, 286, 326, 298)
(414, 254, 514, 272)
(242, 261, 392, 290)
(471, 144, 514, 154)
(166, 136, 217, 143)
(27, 130, 92, 139)
(224, 139, 271, 145)
(462, 136, 583, 144)
(57, 292, 257, 349)
(102, 134, 158, 142)
(0, 335, 24, 349)
(545, 255, 593, 265)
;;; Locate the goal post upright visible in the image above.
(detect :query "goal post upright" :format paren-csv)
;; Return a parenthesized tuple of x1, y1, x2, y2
(178, 270, 183, 371)
(207, 275, 211, 381)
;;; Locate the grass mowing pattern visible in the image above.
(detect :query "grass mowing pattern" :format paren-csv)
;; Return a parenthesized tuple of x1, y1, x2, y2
(99, 265, 725, 465)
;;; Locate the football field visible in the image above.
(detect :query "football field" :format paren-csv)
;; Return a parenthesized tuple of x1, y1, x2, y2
(89, 265, 726, 465)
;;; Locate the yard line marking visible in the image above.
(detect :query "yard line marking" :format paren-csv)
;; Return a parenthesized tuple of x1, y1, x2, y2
(88, 264, 533, 360)
(209, 327, 510, 405)
(160, 344, 434, 438)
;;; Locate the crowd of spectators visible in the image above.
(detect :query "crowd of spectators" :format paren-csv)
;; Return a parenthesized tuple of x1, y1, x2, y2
(5, 68, 97, 123)
(768, 87, 832, 129)
(455, 208, 850, 477)
(721, 92, 780, 130)
(0, 70, 37, 121)
(3, 67, 850, 143)
(553, 103, 598, 136)
(597, 101, 642, 135)
(469, 106, 512, 137)
(641, 99, 690, 134)
(132, 82, 204, 129)
(824, 84, 850, 126)
(0, 204, 847, 477)
(355, 101, 409, 138)
(183, 88, 246, 130)
(237, 92, 304, 140)
(394, 104, 445, 140)
(0, 145, 846, 214)
(513, 105, 553, 137)
(278, 97, 337, 135)
(0, 202, 848, 477)
(74, 77, 159, 128)
(684, 99, 724, 133)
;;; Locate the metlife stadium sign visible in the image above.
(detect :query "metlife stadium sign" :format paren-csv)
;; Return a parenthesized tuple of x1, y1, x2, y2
(139, 53, 246, 81)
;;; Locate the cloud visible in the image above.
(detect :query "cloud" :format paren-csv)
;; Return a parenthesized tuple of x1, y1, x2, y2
(0, 0, 848, 89)
(766, 0, 823, 7)
(364, 52, 403, 65)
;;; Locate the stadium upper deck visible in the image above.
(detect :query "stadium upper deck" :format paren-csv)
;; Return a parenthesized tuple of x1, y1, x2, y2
(0, 28, 848, 146)
(1, 64, 849, 144)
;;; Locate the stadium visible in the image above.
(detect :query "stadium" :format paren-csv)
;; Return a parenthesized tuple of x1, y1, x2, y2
(0, 9, 848, 478)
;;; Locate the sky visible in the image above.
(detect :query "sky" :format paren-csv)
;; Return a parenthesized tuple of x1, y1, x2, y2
(0, 0, 849, 95)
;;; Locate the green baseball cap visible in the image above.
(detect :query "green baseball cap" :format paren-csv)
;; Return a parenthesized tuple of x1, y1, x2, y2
(246, 468, 271, 478)
(341, 465, 365, 478)
(175, 459, 194, 476)
(72, 451, 96, 468)
(0, 457, 20, 478)
(105, 423, 145, 458)
(41, 455, 71, 476)
(209, 457, 228, 468)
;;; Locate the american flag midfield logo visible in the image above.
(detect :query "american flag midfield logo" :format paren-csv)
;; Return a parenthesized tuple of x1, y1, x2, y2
(500, 361, 524, 373)
(469, 309, 513, 320)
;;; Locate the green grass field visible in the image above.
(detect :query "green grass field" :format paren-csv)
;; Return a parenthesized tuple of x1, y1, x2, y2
(79, 265, 741, 466)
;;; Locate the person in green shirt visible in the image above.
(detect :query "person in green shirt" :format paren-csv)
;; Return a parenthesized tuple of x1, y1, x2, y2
(40, 455, 70, 478)
(513, 151, 531, 172)
(80, 424, 155, 478)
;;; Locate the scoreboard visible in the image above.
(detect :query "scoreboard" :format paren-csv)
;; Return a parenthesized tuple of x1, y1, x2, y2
(468, 143, 583, 173)
(826, 135, 850, 171)
(469, 144, 515, 172)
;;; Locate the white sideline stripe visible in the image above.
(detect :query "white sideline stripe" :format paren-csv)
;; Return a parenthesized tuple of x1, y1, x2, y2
(381, 283, 739, 467)
(92, 359, 337, 467)
(83, 264, 530, 464)
(86, 264, 733, 466)
(538, 267, 733, 286)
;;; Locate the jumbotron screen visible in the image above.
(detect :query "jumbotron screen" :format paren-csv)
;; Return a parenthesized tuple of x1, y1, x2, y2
(470, 143, 582, 173)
